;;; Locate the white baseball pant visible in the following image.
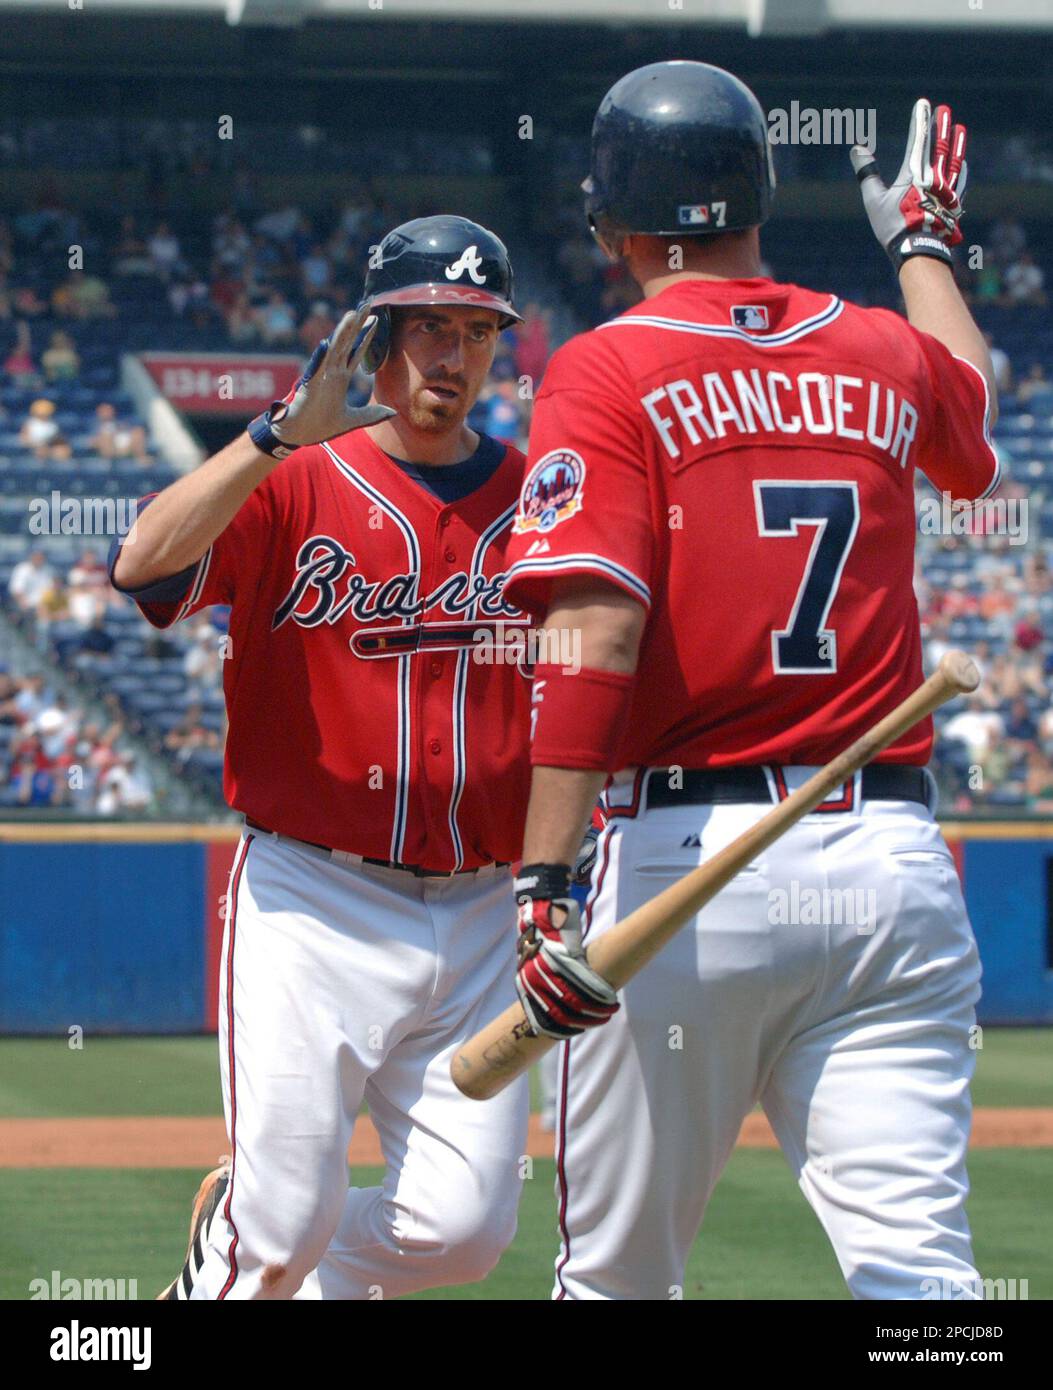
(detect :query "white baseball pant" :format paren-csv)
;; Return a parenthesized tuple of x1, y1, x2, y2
(190, 829, 528, 1300)
(552, 769, 983, 1301)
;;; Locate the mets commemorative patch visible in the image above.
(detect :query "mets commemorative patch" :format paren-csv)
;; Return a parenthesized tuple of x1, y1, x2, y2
(514, 448, 586, 534)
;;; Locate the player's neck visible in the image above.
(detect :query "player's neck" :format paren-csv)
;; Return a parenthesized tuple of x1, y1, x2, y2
(366, 414, 480, 467)
(627, 230, 764, 299)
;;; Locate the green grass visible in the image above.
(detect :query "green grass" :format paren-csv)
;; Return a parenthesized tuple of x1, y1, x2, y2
(1, 1150, 1049, 1301)
(0, 1028, 1049, 1118)
(969, 1028, 1053, 1109)
(0, 1038, 222, 1117)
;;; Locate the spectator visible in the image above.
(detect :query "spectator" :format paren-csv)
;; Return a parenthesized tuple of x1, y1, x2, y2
(34, 694, 78, 761)
(3, 320, 38, 386)
(1025, 748, 1053, 813)
(68, 549, 111, 626)
(165, 702, 221, 763)
(1003, 252, 1047, 307)
(225, 290, 258, 344)
(112, 216, 154, 277)
(479, 379, 523, 443)
(77, 614, 116, 656)
(147, 221, 184, 280)
(52, 270, 115, 320)
(11, 672, 48, 722)
(18, 398, 70, 459)
(184, 615, 222, 693)
(512, 302, 551, 390)
(1015, 362, 1049, 405)
(8, 551, 57, 617)
(12, 755, 56, 808)
(40, 330, 80, 383)
(298, 300, 336, 352)
(212, 212, 252, 270)
(90, 403, 149, 462)
(0, 669, 21, 724)
(944, 695, 1005, 764)
(301, 243, 332, 294)
(983, 332, 1013, 394)
(10, 284, 47, 317)
(96, 751, 153, 815)
(1015, 614, 1044, 652)
(255, 288, 297, 346)
(1005, 697, 1039, 747)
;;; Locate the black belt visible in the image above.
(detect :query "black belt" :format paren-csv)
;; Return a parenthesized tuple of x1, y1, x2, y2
(644, 765, 930, 810)
(245, 820, 506, 876)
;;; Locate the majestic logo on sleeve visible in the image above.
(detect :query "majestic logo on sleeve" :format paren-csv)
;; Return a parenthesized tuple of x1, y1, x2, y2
(271, 535, 526, 658)
(444, 246, 487, 285)
(513, 449, 586, 535)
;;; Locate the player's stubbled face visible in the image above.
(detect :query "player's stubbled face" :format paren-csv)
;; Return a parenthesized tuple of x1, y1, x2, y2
(382, 307, 500, 433)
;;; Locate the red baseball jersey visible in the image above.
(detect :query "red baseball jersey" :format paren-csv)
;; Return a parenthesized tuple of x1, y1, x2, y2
(503, 276, 1000, 769)
(117, 431, 532, 869)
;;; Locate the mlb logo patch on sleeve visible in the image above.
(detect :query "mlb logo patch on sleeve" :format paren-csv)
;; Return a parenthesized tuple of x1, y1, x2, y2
(732, 305, 770, 330)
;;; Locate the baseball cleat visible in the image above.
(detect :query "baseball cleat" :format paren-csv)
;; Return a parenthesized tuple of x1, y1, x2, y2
(157, 1157, 231, 1301)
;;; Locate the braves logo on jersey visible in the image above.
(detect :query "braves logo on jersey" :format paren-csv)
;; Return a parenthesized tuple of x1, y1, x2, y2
(272, 533, 527, 659)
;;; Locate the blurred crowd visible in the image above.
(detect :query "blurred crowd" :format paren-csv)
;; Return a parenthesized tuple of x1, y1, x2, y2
(0, 190, 555, 447)
(1, 113, 1053, 818)
(0, 668, 153, 813)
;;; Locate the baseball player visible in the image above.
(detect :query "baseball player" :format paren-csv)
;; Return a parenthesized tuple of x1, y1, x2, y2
(111, 216, 535, 1300)
(502, 62, 999, 1300)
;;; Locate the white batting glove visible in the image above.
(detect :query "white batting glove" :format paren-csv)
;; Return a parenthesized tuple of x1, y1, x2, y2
(850, 98, 967, 275)
(248, 304, 396, 458)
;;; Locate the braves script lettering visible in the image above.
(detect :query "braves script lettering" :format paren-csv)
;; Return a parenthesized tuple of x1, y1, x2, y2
(273, 535, 522, 630)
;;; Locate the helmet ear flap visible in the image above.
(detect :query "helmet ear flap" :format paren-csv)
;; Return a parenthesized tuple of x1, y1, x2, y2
(361, 303, 390, 374)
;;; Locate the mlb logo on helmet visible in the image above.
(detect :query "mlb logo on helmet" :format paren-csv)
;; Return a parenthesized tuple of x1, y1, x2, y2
(732, 305, 770, 330)
(678, 204, 710, 226)
(514, 449, 586, 535)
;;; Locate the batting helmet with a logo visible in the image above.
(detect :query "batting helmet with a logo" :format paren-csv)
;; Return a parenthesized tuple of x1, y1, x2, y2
(583, 60, 776, 245)
(360, 215, 521, 372)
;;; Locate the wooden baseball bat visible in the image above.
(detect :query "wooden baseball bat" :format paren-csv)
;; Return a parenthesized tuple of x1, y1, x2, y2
(451, 649, 980, 1101)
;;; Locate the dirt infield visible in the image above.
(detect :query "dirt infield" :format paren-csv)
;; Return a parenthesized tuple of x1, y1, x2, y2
(2, 1108, 1051, 1168)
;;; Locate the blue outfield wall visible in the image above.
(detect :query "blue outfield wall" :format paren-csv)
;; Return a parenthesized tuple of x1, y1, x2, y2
(0, 840, 208, 1033)
(959, 837, 1053, 1024)
(0, 826, 1051, 1031)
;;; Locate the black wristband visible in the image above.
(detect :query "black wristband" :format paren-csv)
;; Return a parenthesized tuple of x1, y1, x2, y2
(514, 862, 571, 901)
(887, 232, 955, 275)
(247, 403, 297, 460)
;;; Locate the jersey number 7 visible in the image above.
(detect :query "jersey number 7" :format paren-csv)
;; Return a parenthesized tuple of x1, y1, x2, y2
(753, 481, 860, 675)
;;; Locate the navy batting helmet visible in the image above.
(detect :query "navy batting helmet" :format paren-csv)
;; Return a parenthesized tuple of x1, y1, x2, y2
(583, 60, 775, 243)
(360, 215, 521, 373)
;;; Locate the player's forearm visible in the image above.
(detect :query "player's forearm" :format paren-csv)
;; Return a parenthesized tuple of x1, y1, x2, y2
(522, 766, 607, 867)
(520, 582, 646, 868)
(113, 431, 282, 588)
(899, 258, 999, 421)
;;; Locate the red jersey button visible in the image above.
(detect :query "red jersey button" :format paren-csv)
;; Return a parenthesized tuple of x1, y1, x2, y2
(429, 739, 442, 755)
(444, 547, 457, 563)
(430, 659, 443, 677)
(439, 514, 451, 529)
